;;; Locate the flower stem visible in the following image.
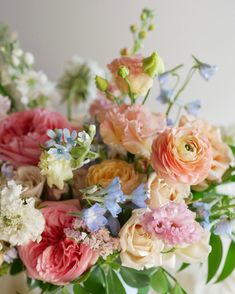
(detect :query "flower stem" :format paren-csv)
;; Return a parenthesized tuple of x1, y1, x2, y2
(67, 92, 73, 121)
(165, 67, 196, 117)
(142, 88, 151, 105)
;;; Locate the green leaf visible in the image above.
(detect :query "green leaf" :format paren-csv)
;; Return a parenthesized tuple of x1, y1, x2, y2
(150, 268, 169, 293)
(170, 283, 186, 294)
(229, 144, 235, 156)
(10, 258, 24, 275)
(61, 287, 70, 294)
(216, 241, 235, 283)
(73, 284, 89, 294)
(177, 263, 190, 272)
(105, 268, 126, 294)
(83, 266, 105, 294)
(73, 269, 91, 284)
(207, 234, 223, 283)
(120, 266, 149, 288)
(138, 287, 150, 294)
(0, 262, 10, 277)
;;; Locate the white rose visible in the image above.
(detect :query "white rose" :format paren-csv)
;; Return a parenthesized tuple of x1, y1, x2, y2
(147, 173, 190, 208)
(119, 209, 164, 270)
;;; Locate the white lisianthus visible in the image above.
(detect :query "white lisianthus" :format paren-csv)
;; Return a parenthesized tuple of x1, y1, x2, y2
(0, 180, 45, 246)
(39, 152, 73, 190)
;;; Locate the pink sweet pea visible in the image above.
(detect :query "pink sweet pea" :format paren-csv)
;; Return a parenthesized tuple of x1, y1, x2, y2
(18, 200, 98, 285)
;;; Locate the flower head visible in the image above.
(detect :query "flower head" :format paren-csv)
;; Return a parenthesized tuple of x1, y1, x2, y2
(157, 88, 174, 104)
(48, 144, 71, 160)
(82, 203, 108, 231)
(63, 128, 77, 149)
(214, 217, 233, 236)
(184, 100, 201, 116)
(46, 129, 63, 147)
(0, 95, 11, 121)
(193, 56, 217, 81)
(131, 184, 149, 208)
(142, 203, 203, 246)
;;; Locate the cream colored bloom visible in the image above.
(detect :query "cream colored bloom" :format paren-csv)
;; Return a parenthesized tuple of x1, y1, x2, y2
(147, 173, 190, 208)
(39, 152, 73, 190)
(175, 226, 211, 263)
(180, 115, 234, 190)
(14, 165, 45, 199)
(119, 209, 164, 270)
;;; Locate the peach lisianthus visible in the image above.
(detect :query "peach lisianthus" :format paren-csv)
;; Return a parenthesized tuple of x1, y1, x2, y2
(147, 173, 190, 209)
(180, 115, 234, 189)
(108, 56, 153, 96)
(100, 104, 166, 158)
(86, 159, 141, 194)
(151, 127, 212, 185)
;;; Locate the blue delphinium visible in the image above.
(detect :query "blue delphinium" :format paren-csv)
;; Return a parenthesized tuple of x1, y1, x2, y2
(185, 100, 201, 116)
(131, 184, 148, 208)
(214, 217, 233, 236)
(158, 72, 170, 86)
(157, 88, 174, 104)
(46, 129, 63, 147)
(47, 144, 71, 160)
(193, 201, 211, 229)
(82, 203, 107, 231)
(104, 177, 126, 218)
(193, 56, 217, 81)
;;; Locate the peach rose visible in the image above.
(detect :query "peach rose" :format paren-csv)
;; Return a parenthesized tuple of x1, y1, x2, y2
(18, 200, 98, 285)
(119, 209, 164, 270)
(14, 166, 45, 199)
(151, 127, 212, 185)
(147, 173, 190, 208)
(180, 115, 234, 189)
(100, 104, 166, 158)
(86, 159, 141, 194)
(108, 56, 153, 96)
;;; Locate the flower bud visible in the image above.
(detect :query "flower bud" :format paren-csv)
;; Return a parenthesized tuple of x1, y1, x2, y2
(130, 24, 138, 33)
(95, 76, 108, 92)
(118, 66, 129, 79)
(148, 24, 155, 31)
(120, 48, 129, 56)
(138, 30, 147, 39)
(143, 52, 165, 77)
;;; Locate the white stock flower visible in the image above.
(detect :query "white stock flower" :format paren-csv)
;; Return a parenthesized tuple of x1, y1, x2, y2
(0, 180, 45, 246)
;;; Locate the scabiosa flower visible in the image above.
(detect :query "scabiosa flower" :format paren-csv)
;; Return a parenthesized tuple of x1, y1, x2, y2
(82, 203, 108, 232)
(46, 129, 63, 147)
(157, 88, 173, 104)
(184, 100, 201, 116)
(142, 203, 203, 246)
(104, 177, 126, 218)
(131, 184, 149, 208)
(0, 180, 45, 246)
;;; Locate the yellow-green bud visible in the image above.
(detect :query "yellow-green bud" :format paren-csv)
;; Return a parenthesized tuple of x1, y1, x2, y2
(143, 52, 165, 77)
(118, 66, 129, 79)
(141, 12, 147, 21)
(139, 30, 147, 39)
(130, 24, 138, 33)
(95, 76, 108, 92)
(120, 47, 129, 56)
(148, 24, 155, 31)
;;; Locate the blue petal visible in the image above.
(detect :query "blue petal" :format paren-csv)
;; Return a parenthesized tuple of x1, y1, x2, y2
(132, 184, 148, 208)
(105, 200, 122, 218)
(47, 129, 56, 139)
(185, 100, 201, 116)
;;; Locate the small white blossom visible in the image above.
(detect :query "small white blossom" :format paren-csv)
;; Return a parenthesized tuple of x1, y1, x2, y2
(0, 180, 45, 246)
(23, 52, 34, 66)
(0, 95, 11, 121)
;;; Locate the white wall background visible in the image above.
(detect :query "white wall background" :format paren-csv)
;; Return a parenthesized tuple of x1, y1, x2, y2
(0, 0, 235, 125)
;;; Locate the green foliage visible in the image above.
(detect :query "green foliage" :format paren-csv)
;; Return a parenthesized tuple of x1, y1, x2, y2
(120, 266, 150, 288)
(177, 263, 190, 272)
(10, 258, 24, 275)
(0, 262, 10, 277)
(150, 268, 170, 293)
(207, 234, 223, 283)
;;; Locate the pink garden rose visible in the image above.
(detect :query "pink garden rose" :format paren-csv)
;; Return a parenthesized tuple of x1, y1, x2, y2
(100, 104, 166, 158)
(108, 56, 153, 96)
(151, 127, 212, 185)
(0, 109, 71, 167)
(18, 200, 98, 285)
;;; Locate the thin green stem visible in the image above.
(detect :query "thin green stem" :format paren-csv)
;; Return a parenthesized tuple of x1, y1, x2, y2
(165, 67, 196, 117)
(216, 204, 235, 211)
(106, 90, 120, 105)
(142, 88, 151, 105)
(67, 92, 73, 121)
(162, 268, 177, 283)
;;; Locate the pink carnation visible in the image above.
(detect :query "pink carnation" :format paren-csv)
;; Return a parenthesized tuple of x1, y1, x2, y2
(18, 200, 98, 285)
(100, 104, 166, 158)
(151, 127, 212, 185)
(108, 56, 153, 96)
(142, 203, 203, 246)
(0, 109, 72, 167)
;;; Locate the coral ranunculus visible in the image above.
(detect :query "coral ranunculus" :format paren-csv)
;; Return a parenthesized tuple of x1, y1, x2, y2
(18, 200, 98, 285)
(151, 127, 212, 185)
(0, 109, 72, 167)
(100, 104, 166, 158)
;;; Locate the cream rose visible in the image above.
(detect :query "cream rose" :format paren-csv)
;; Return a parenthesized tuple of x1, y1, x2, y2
(14, 166, 45, 199)
(119, 209, 164, 270)
(147, 173, 190, 208)
(86, 159, 141, 194)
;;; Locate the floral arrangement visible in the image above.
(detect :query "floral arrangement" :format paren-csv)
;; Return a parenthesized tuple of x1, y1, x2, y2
(0, 8, 235, 294)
